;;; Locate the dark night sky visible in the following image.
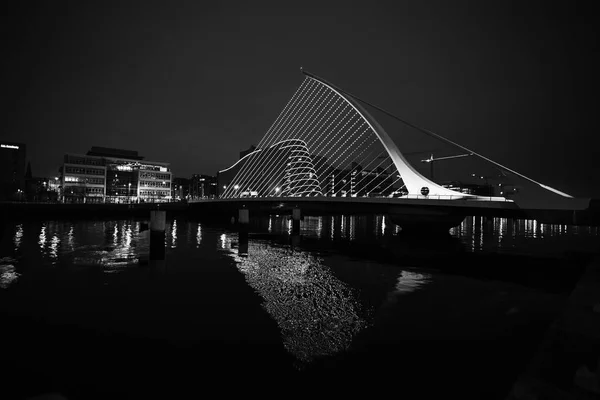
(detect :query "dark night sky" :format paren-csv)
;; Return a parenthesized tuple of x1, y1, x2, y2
(2, 1, 598, 197)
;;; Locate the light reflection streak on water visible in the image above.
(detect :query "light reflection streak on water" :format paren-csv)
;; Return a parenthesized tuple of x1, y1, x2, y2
(101, 222, 138, 273)
(330, 216, 334, 240)
(171, 219, 177, 249)
(67, 225, 75, 252)
(478, 216, 484, 251)
(470, 217, 476, 252)
(196, 223, 202, 247)
(394, 270, 431, 295)
(14, 224, 23, 251)
(340, 215, 346, 239)
(317, 216, 322, 239)
(0, 259, 20, 289)
(220, 233, 226, 249)
(268, 217, 272, 233)
(302, 216, 323, 239)
(38, 225, 46, 251)
(349, 216, 355, 241)
(499, 218, 506, 246)
(113, 224, 118, 247)
(220, 232, 369, 367)
(125, 223, 132, 249)
(381, 215, 386, 237)
(49, 234, 60, 261)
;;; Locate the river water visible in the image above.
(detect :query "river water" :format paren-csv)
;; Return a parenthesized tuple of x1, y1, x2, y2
(1, 215, 599, 399)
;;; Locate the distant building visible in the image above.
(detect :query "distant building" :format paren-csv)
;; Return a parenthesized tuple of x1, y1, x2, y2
(60, 146, 172, 204)
(25, 176, 58, 202)
(190, 174, 217, 199)
(0, 141, 26, 201)
(172, 177, 190, 201)
(48, 176, 61, 193)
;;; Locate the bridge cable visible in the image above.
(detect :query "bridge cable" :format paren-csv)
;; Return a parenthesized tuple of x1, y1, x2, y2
(300, 69, 573, 198)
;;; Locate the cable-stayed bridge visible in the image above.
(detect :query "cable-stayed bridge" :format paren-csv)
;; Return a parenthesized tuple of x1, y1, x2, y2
(191, 70, 598, 231)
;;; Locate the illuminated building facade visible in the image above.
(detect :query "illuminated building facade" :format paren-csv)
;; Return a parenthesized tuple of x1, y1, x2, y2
(61, 154, 106, 204)
(61, 147, 172, 203)
(0, 141, 26, 201)
(218, 143, 400, 198)
(219, 139, 322, 198)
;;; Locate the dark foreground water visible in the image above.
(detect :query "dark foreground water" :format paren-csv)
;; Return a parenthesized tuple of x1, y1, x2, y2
(1, 215, 599, 399)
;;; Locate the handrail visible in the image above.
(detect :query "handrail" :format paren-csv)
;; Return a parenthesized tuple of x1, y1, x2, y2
(190, 194, 514, 203)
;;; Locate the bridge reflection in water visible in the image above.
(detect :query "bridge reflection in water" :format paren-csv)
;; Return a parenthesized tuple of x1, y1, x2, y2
(1, 213, 600, 400)
(256, 214, 599, 256)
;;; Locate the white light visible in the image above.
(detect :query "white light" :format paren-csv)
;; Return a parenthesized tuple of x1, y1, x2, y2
(234, 185, 239, 190)
(275, 187, 280, 192)
(1, 144, 19, 149)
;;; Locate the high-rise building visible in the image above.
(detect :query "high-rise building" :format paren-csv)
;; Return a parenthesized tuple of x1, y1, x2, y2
(0, 141, 26, 201)
(61, 146, 172, 203)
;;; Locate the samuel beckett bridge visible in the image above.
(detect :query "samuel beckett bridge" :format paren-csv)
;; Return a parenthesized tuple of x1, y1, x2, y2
(190, 69, 598, 232)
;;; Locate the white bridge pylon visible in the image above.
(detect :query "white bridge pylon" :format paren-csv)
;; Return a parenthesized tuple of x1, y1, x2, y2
(220, 72, 496, 200)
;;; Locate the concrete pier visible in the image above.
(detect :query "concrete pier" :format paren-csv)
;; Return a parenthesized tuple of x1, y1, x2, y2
(238, 208, 249, 225)
(238, 229, 248, 256)
(237, 208, 249, 255)
(292, 208, 301, 234)
(150, 210, 166, 261)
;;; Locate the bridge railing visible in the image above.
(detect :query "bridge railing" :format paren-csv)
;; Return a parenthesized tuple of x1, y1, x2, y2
(197, 194, 513, 203)
(398, 194, 512, 202)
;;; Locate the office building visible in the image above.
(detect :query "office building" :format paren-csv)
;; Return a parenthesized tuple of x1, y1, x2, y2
(61, 146, 172, 203)
(0, 141, 26, 201)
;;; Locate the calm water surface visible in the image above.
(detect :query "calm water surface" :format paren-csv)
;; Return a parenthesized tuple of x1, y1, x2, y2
(1, 215, 599, 399)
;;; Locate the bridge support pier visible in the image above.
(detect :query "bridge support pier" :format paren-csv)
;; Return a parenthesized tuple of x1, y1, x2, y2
(292, 208, 301, 234)
(150, 210, 166, 261)
(238, 208, 250, 225)
(238, 208, 249, 255)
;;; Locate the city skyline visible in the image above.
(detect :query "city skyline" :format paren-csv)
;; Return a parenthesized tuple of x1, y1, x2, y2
(3, 1, 599, 197)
